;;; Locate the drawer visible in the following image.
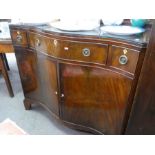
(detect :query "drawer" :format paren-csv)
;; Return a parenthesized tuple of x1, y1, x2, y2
(28, 33, 54, 55)
(11, 30, 28, 46)
(108, 45, 140, 74)
(54, 40, 108, 64)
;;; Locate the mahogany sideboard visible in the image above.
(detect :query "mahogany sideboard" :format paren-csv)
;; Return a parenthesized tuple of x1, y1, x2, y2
(9, 23, 152, 134)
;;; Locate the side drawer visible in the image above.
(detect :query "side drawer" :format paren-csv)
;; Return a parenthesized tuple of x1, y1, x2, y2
(10, 30, 28, 46)
(54, 39, 108, 65)
(108, 45, 140, 74)
(28, 32, 55, 55)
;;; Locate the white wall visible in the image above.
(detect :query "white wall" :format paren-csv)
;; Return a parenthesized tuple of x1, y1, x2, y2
(0, 0, 154, 20)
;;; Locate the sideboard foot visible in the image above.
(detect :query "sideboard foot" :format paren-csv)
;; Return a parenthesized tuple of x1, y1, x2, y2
(24, 98, 31, 110)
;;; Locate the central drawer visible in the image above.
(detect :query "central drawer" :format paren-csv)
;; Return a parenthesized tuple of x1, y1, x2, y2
(54, 40, 108, 65)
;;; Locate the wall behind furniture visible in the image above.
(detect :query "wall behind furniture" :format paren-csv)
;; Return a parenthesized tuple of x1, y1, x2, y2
(0, 0, 152, 20)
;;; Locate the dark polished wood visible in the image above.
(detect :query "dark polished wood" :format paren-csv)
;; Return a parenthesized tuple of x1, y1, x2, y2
(2, 53, 10, 70)
(11, 30, 28, 46)
(36, 53, 59, 115)
(9, 23, 150, 134)
(125, 21, 155, 134)
(108, 45, 140, 75)
(0, 29, 14, 97)
(0, 54, 14, 97)
(15, 47, 59, 116)
(54, 40, 108, 65)
(28, 32, 108, 65)
(28, 32, 54, 54)
(24, 98, 32, 110)
(59, 62, 133, 134)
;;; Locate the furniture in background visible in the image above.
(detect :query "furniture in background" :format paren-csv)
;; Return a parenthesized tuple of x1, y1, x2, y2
(0, 19, 14, 97)
(0, 19, 11, 71)
(9, 21, 151, 134)
(2, 53, 10, 71)
(0, 41, 14, 97)
(125, 20, 155, 134)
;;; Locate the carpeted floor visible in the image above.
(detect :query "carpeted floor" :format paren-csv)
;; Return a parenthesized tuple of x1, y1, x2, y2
(0, 118, 27, 135)
(0, 53, 89, 135)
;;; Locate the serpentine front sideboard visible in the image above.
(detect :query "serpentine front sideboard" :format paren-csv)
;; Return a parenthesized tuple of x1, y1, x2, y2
(9, 23, 151, 134)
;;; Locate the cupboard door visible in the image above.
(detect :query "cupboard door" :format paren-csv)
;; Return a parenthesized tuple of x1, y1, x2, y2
(15, 48, 42, 101)
(15, 48, 59, 116)
(60, 63, 133, 134)
(36, 53, 59, 116)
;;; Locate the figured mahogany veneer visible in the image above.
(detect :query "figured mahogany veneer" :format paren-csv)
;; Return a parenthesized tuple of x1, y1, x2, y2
(108, 45, 140, 75)
(28, 32, 54, 55)
(10, 25, 147, 134)
(11, 30, 28, 46)
(28, 32, 108, 65)
(59, 63, 133, 134)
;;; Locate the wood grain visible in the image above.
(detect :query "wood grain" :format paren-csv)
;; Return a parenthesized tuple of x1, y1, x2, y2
(10, 24, 147, 134)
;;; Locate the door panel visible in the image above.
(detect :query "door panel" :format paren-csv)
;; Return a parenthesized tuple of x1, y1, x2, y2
(15, 48, 42, 101)
(37, 53, 59, 116)
(15, 48, 59, 116)
(60, 63, 133, 134)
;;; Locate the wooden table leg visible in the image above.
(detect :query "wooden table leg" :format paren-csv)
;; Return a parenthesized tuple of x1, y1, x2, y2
(2, 53, 10, 71)
(0, 54, 14, 97)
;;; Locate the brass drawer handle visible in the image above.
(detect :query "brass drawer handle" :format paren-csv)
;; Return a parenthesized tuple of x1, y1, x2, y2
(119, 55, 128, 65)
(82, 48, 90, 57)
(61, 94, 64, 98)
(123, 49, 128, 55)
(35, 38, 41, 46)
(54, 39, 57, 46)
(16, 34, 22, 43)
